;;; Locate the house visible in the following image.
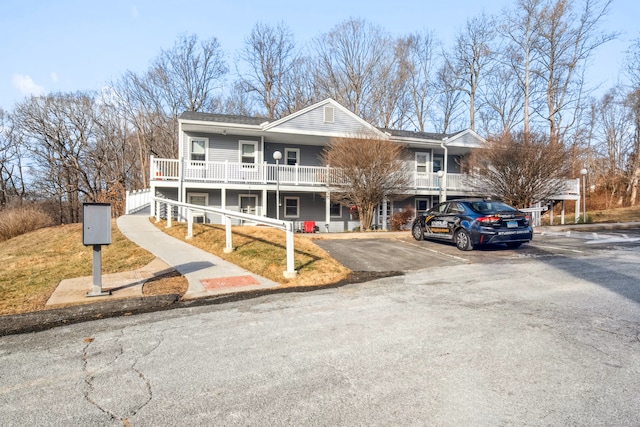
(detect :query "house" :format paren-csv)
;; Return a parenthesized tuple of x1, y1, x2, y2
(149, 98, 487, 231)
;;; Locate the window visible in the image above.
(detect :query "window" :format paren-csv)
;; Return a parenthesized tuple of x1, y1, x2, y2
(416, 152, 430, 173)
(284, 197, 299, 218)
(240, 141, 257, 167)
(330, 203, 342, 217)
(433, 155, 443, 173)
(285, 148, 299, 166)
(415, 199, 429, 215)
(447, 202, 464, 214)
(188, 193, 208, 223)
(190, 138, 207, 161)
(188, 193, 208, 206)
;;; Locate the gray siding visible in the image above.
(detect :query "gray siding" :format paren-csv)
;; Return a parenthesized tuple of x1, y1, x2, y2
(274, 104, 372, 135)
(264, 142, 324, 166)
(183, 132, 261, 163)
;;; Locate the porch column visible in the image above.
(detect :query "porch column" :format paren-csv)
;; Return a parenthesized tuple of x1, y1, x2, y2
(262, 188, 267, 217)
(382, 198, 388, 231)
(325, 191, 331, 232)
(221, 188, 226, 210)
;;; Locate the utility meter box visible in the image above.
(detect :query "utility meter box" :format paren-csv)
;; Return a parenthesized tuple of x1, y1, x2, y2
(82, 203, 112, 246)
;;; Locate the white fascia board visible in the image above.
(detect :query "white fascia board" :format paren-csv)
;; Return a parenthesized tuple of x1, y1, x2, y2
(179, 118, 263, 131)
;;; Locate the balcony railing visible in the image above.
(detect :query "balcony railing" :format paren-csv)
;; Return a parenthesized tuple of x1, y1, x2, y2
(151, 157, 469, 191)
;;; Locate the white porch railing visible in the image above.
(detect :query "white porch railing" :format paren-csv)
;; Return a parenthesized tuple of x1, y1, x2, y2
(152, 197, 297, 278)
(150, 157, 464, 191)
(125, 189, 152, 214)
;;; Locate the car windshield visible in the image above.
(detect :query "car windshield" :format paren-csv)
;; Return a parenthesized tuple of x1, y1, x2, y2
(469, 201, 517, 214)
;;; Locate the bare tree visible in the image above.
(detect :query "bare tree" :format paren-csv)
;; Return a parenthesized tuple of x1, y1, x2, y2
(592, 87, 635, 207)
(625, 37, 640, 206)
(320, 134, 411, 230)
(534, 0, 616, 145)
(13, 93, 98, 223)
(368, 37, 411, 129)
(480, 64, 524, 135)
(0, 109, 27, 206)
(312, 18, 392, 122)
(432, 62, 466, 133)
(465, 131, 569, 207)
(151, 33, 228, 115)
(400, 31, 440, 132)
(237, 22, 298, 119)
(448, 12, 497, 132)
(501, 0, 544, 135)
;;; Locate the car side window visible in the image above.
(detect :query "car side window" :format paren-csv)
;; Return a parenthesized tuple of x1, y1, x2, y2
(447, 202, 464, 214)
(436, 203, 448, 214)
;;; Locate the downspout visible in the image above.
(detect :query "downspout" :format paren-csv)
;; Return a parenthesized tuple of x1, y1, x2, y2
(178, 119, 185, 220)
(440, 137, 449, 202)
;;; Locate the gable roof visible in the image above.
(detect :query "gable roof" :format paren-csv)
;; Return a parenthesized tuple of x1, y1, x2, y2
(178, 100, 484, 148)
(263, 98, 388, 139)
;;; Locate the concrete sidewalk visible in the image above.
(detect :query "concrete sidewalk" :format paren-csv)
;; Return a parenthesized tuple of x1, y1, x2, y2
(46, 214, 280, 308)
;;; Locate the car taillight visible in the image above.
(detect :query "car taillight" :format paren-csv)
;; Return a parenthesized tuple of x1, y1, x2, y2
(477, 216, 501, 225)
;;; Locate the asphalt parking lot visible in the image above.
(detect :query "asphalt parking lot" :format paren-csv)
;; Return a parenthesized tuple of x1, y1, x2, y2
(313, 228, 640, 272)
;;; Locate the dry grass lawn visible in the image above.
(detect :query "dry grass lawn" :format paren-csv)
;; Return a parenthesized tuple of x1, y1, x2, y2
(2, 204, 638, 317)
(0, 221, 156, 315)
(156, 220, 351, 288)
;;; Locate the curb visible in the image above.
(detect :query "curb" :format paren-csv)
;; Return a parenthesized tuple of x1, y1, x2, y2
(0, 271, 402, 337)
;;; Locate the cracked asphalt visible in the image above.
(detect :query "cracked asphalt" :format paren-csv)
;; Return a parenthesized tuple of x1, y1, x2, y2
(1, 231, 639, 426)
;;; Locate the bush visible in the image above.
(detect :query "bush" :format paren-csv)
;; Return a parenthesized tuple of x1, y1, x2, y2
(0, 205, 54, 242)
(390, 206, 415, 231)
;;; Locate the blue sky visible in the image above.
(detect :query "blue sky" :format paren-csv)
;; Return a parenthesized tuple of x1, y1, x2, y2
(1, 0, 637, 111)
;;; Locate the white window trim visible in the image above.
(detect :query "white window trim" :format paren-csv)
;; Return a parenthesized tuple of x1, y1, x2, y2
(283, 196, 300, 218)
(187, 192, 209, 222)
(189, 137, 209, 162)
(415, 151, 431, 174)
(239, 140, 258, 168)
(188, 192, 209, 206)
(284, 148, 300, 166)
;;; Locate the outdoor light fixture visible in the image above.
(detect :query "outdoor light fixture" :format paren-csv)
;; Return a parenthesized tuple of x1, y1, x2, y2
(273, 151, 282, 220)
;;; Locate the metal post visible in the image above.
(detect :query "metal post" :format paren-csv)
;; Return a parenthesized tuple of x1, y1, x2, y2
(580, 168, 588, 223)
(284, 222, 297, 278)
(87, 245, 110, 297)
(273, 151, 282, 220)
(224, 216, 233, 253)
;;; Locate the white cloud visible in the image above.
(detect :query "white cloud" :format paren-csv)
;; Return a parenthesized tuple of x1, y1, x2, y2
(12, 74, 45, 97)
(50, 72, 58, 82)
(131, 5, 139, 18)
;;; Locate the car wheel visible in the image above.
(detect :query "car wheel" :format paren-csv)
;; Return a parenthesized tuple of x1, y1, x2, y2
(412, 222, 424, 241)
(506, 242, 523, 249)
(454, 229, 473, 251)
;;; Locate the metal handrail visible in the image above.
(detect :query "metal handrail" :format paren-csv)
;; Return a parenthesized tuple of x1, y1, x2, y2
(152, 197, 297, 278)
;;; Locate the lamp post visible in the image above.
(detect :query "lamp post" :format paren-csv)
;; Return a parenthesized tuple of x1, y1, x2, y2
(436, 170, 444, 203)
(273, 151, 282, 220)
(580, 168, 587, 223)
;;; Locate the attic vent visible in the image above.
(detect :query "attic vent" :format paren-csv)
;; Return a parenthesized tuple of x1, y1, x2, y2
(324, 106, 334, 123)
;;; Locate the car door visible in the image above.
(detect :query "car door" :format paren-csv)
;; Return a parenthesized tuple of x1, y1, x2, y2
(423, 202, 454, 240)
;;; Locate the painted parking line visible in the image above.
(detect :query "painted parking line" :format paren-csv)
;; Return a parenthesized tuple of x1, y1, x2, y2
(404, 240, 469, 262)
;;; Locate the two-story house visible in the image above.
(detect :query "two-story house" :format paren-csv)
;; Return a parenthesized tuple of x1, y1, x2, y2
(149, 98, 485, 232)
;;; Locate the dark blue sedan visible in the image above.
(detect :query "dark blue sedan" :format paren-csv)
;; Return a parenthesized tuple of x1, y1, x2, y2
(411, 199, 533, 251)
